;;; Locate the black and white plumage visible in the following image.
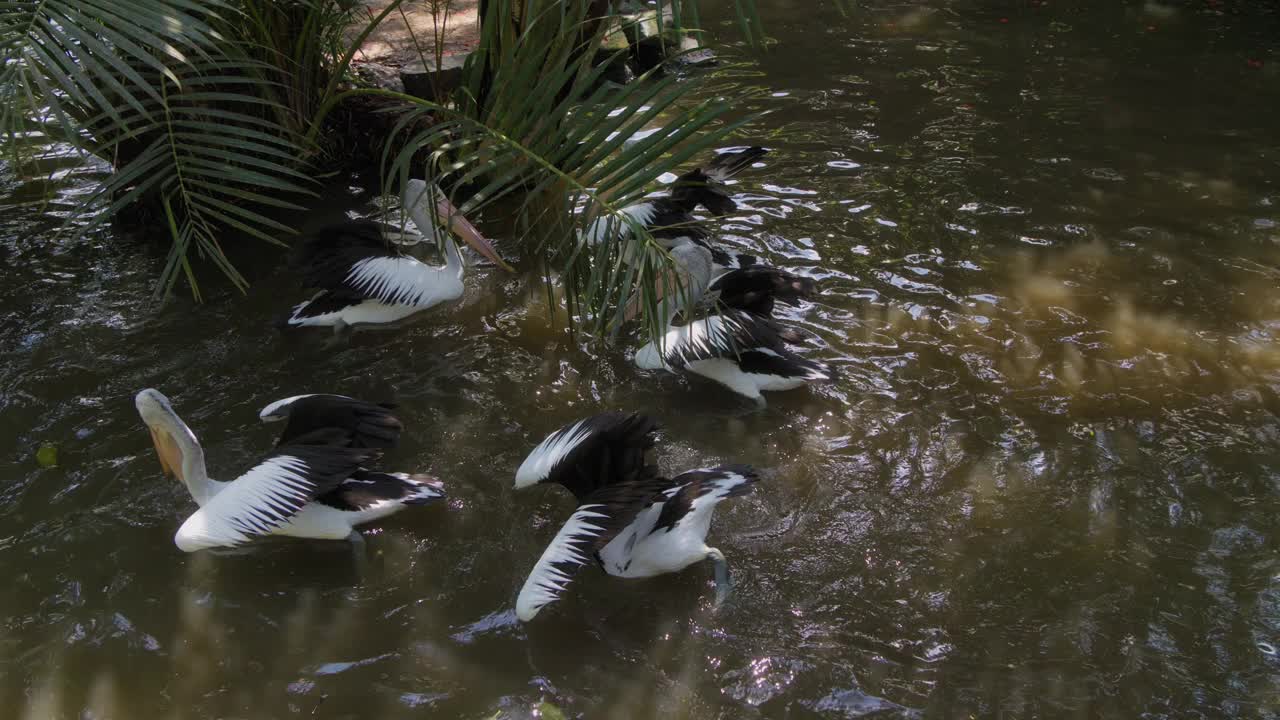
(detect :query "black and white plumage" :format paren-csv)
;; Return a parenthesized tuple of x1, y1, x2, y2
(581, 147, 768, 255)
(667, 146, 768, 216)
(170, 439, 373, 551)
(634, 308, 831, 406)
(136, 388, 443, 553)
(259, 394, 402, 449)
(709, 265, 816, 318)
(621, 236, 829, 405)
(282, 180, 509, 335)
(695, 236, 759, 275)
(621, 234, 775, 327)
(514, 413, 658, 502)
(513, 412, 759, 621)
(651, 466, 759, 534)
(315, 469, 443, 512)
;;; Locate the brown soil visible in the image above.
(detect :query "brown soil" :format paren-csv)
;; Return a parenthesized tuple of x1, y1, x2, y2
(350, 0, 481, 69)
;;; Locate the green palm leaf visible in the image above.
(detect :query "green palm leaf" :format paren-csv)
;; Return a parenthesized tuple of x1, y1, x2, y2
(2, 0, 771, 307)
(1, 0, 317, 299)
(379, 0, 762, 341)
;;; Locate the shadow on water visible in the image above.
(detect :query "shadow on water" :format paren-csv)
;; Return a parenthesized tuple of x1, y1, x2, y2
(3, 1, 1280, 718)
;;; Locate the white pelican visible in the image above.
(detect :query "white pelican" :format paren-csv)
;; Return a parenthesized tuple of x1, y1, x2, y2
(581, 146, 767, 274)
(513, 412, 759, 622)
(135, 389, 443, 554)
(640, 239, 815, 318)
(283, 179, 511, 340)
(625, 242, 831, 407)
(634, 308, 832, 407)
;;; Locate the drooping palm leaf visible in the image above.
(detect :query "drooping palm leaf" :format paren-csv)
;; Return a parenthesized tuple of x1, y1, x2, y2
(1, 0, 770, 308)
(95, 62, 319, 298)
(0, 0, 329, 299)
(374, 0, 762, 342)
(233, 0, 356, 141)
(0, 0, 228, 146)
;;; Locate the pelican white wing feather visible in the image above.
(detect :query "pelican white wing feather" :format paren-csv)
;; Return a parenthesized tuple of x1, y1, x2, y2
(516, 504, 610, 621)
(646, 311, 781, 369)
(515, 472, 677, 620)
(173, 445, 370, 552)
(345, 256, 462, 308)
(259, 394, 324, 420)
(514, 417, 597, 487)
(581, 203, 658, 246)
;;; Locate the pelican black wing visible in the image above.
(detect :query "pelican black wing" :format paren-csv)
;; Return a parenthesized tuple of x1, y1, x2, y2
(515, 412, 659, 503)
(710, 265, 816, 317)
(269, 394, 403, 449)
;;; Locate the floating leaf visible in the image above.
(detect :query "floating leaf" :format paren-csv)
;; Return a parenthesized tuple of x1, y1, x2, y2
(537, 702, 566, 720)
(36, 443, 58, 468)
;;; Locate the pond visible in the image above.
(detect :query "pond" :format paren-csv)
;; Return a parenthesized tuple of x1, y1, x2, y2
(2, 1, 1279, 718)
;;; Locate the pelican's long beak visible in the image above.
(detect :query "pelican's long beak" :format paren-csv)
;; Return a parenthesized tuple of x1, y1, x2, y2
(435, 194, 515, 273)
(623, 263, 686, 323)
(148, 426, 185, 482)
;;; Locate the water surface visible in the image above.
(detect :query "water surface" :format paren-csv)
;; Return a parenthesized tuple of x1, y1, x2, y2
(2, 2, 1279, 718)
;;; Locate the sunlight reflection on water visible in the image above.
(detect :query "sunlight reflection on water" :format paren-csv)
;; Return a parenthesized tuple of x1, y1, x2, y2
(2, 1, 1280, 718)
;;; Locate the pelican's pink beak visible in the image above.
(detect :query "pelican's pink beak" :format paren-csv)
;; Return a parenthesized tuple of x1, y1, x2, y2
(623, 263, 685, 323)
(434, 194, 514, 273)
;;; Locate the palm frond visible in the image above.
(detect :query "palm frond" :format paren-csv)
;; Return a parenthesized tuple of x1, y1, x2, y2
(0, 0, 324, 299)
(378, 0, 762, 341)
(1, 0, 769, 307)
(0, 0, 229, 145)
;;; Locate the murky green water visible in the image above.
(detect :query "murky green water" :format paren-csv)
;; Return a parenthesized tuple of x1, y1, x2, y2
(3, 2, 1280, 718)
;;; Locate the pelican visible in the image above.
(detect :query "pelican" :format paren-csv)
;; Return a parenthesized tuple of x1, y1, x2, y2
(641, 239, 816, 318)
(581, 146, 767, 274)
(514, 412, 760, 622)
(626, 242, 831, 406)
(283, 180, 512, 340)
(634, 308, 831, 407)
(135, 389, 443, 554)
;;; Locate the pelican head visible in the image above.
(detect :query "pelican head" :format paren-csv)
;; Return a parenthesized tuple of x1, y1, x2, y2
(622, 237, 714, 325)
(668, 240, 714, 306)
(402, 180, 513, 272)
(135, 388, 202, 485)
